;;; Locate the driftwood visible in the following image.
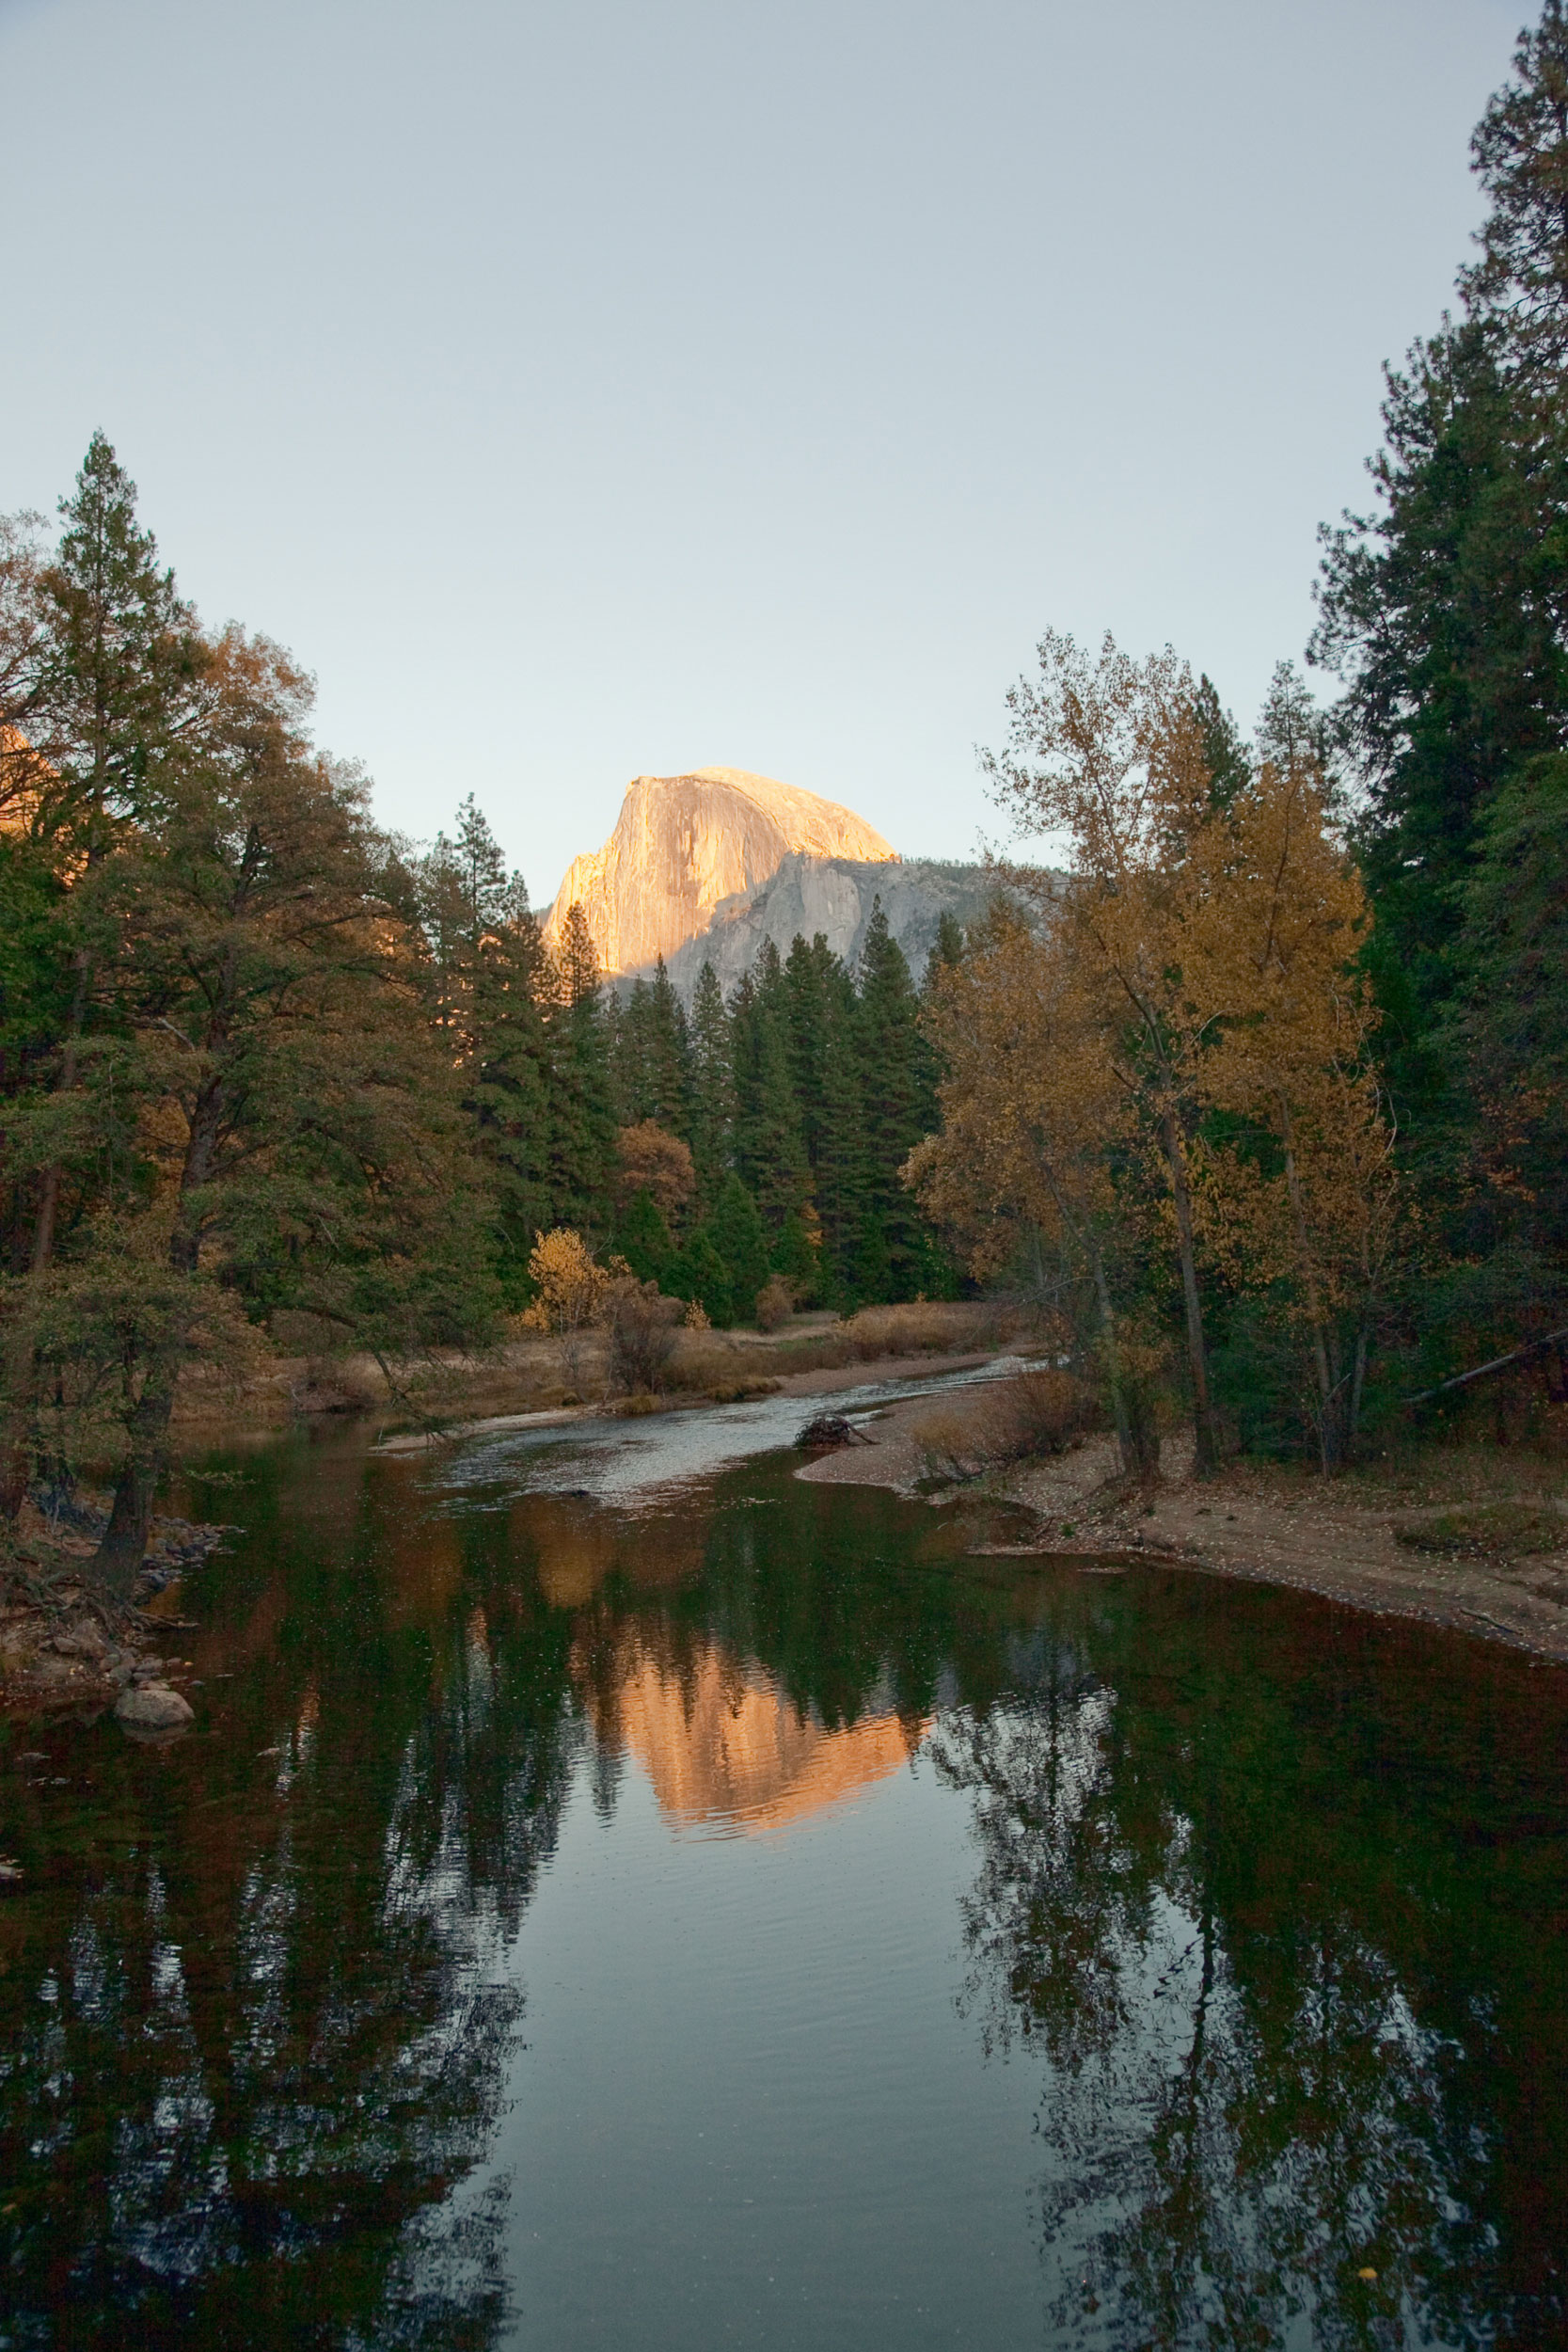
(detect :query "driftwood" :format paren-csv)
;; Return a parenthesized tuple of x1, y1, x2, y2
(795, 1413, 877, 1452)
(1404, 1326, 1568, 1407)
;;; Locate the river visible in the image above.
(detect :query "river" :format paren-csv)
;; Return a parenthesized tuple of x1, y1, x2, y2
(2, 1386, 1565, 2348)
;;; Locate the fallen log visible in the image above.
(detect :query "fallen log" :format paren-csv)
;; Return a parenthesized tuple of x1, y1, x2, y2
(795, 1413, 876, 1452)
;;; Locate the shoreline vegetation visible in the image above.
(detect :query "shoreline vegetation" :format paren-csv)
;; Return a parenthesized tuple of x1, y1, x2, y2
(8, 12, 1568, 1710)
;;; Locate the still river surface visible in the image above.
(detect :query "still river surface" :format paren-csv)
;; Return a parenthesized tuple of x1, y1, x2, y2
(2, 1375, 1566, 2349)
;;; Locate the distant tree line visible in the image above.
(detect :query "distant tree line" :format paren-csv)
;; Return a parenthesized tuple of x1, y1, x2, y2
(406, 790, 961, 1323)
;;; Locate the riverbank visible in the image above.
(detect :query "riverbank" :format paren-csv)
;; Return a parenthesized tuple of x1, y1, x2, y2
(167, 1301, 1023, 1438)
(0, 1498, 227, 1724)
(797, 1391, 1568, 1662)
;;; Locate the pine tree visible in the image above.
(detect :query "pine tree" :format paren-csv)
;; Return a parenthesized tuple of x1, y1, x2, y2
(921, 913, 966, 993)
(1313, 8, 1568, 1106)
(673, 1227, 732, 1327)
(644, 956, 690, 1128)
(542, 920, 617, 1240)
(852, 901, 928, 1302)
(2, 437, 212, 1517)
(610, 977, 652, 1121)
(614, 1186, 675, 1286)
(731, 943, 808, 1232)
(1192, 675, 1251, 815)
(706, 1171, 769, 1326)
(1310, 1, 1568, 1327)
(789, 936, 864, 1306)
(686, 961, 736, 1206)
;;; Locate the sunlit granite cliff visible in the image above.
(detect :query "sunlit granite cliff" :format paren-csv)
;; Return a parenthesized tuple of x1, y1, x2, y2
(542, 767, 897, 977)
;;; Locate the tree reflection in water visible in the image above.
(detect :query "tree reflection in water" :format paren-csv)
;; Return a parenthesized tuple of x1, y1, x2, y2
(3, 1438, 1564, 2348)
(930, 1594, 1563, 2349)
(0, 1454, 578, 2348)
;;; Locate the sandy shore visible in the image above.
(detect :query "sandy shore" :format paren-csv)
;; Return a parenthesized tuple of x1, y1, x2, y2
(797, 1395, 1568, 1664)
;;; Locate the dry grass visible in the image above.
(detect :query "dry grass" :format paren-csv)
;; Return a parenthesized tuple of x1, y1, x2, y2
(769, 1298, 1015, 1375)
(910, 1369, 1095, 1481)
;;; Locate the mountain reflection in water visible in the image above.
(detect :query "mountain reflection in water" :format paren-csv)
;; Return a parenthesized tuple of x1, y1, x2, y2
(0, 1415, 1564, 2349)
(578, 1623, 922, 1837)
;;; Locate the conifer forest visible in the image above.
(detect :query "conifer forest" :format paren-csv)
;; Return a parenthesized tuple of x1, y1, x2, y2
(5, 3, 1568, 1583)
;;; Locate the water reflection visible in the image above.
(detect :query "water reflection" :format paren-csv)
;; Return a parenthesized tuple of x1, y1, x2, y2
(933, 1598, 1568, 2347)
(0, 1422, 1564, 2348)
(577, 1619, 921, 1837)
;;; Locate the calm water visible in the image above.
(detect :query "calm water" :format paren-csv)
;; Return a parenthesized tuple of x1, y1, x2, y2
(2, 1393, 1567, 2350)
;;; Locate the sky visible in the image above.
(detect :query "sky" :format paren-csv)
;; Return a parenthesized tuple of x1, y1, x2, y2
(0, 0, 1523, 904)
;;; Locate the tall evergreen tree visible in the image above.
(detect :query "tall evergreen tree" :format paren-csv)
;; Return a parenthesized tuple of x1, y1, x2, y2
(686, 961, 736, 1206)
(730, 943, 808, 1232)
(1313, 7, 1568, 1108)
(541, 911, 616, 1240)
(2, 438, 211, 1515)
(1311, 0, 1568, 1328)
(705, 1171, 769, 1326)
(1191, 675, 1251, 815)
(413, 799, 557, 1295)
(644, 956, 690, 1129)
(851, 902, 927, 1302)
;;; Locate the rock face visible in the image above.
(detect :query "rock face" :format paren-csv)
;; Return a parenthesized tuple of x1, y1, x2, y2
(650, 851, 1009, 1003)
(542, 769, 896, 977)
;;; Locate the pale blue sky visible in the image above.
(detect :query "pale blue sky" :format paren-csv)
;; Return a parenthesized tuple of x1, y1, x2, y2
(1, 0, 1520, 900)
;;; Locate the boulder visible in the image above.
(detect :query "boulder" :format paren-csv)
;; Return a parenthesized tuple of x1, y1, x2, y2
(115, 1682, 194, 1731)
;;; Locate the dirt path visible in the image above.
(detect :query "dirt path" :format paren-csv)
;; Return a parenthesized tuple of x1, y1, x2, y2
(797, 1397, 1568, 1663)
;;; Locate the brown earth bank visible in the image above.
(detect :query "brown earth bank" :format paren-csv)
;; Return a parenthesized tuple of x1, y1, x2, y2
(797, 1384, 1568, 1665)
(1, 1498, 228, 1729)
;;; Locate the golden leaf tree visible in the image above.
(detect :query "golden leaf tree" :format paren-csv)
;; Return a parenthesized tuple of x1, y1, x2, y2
(520, 1227, 610, 1394)
(958, 628, 1399, 1473)
(908, 904, 1162, 1475)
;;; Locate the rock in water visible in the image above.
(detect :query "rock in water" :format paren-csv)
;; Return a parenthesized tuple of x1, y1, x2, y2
(115, 1682, 194, 1731)
(543, 769, 896, 977)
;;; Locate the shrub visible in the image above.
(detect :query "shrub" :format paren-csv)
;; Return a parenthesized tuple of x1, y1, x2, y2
(909, 1406, 989, 1482)
(987, 1368, 1095, 1459)
(908, 1370, 1095, 1482)
(604, 1278, 683, 1395)
(755, 1277, 795, 1332)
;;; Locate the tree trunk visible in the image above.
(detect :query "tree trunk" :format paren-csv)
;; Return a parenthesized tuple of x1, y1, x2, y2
(91, 1359, 179, 1604)
(0, 947, 95, 1521)
(1280, 1118, 1344, 1472)
(1159, 1105, 1218, 1472)
(1092, 1245, 1159, 1480)
(89, 1071, 226, 1594)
